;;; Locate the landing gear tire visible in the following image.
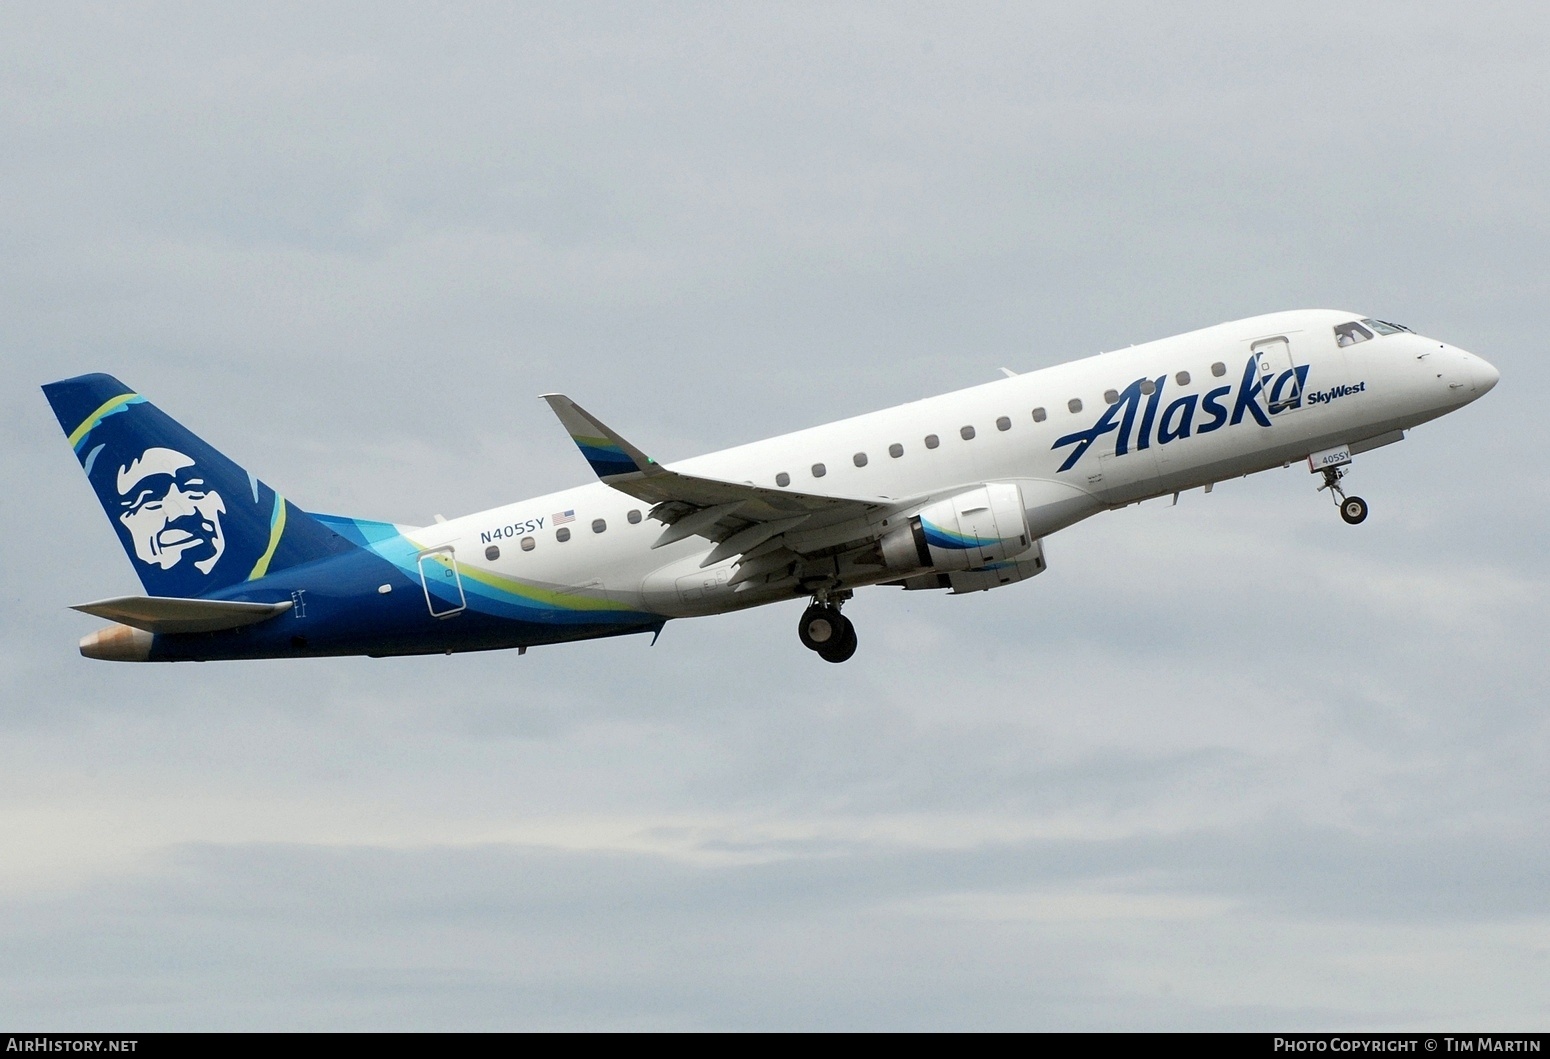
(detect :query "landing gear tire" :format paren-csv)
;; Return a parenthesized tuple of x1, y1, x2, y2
(817, 614, 857, 664)
(799, 603, 858, 662)
(1319, 465, 1369, 526)
(1340, 496, 1369, 525)
(798, 605, 841, 651)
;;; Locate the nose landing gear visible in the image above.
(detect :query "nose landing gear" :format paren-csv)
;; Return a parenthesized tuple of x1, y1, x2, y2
(1318, 466, 1368, 525)
(798, 595, 858, 663)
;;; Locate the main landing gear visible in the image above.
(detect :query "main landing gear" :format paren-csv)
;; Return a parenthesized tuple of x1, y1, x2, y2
(798, 595, 857, 663)
(1318, 466, 1368, 525)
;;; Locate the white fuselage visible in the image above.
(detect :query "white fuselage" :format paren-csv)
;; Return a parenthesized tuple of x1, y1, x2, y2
(406, 310, 1498, 619)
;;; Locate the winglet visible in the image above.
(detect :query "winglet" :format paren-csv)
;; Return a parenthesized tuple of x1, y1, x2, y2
(540, 394, 661, 481)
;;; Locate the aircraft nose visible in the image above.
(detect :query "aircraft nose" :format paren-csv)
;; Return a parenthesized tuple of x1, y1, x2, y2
(1472, 355, 1500, 395)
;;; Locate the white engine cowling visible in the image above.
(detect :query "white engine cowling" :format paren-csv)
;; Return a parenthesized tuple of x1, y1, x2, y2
(946, 543, 1046, 593)
(879, 482, 1033, 575)
(893, 539, 1047, 593)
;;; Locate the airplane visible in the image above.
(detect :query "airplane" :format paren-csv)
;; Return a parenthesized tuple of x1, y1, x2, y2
(43, 309, 1498, 664)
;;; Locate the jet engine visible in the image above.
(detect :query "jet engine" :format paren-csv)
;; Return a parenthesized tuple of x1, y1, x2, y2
(878, 482, 1034, 575)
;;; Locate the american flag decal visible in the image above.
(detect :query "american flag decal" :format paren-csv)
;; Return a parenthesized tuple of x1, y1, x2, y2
(553, 509, 575, 525)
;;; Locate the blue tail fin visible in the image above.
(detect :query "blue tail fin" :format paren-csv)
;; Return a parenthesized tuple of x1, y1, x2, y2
(42, 373, 353, 598)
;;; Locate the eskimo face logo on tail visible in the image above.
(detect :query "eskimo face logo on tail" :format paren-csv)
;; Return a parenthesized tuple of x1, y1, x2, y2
(116, 447, 227, 574)
(1052, 355, 1312, 472)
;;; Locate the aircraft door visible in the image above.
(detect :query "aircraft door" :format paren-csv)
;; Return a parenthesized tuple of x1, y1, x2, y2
(417, 546, 466, 618)
(1253, 337, 1302, 414)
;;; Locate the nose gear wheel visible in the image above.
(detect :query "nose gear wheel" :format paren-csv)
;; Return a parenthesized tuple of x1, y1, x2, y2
(1318, 466, 1368, 525)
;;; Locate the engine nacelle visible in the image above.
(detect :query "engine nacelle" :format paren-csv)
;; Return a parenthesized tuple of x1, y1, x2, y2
(945, 543, 1046, 593)
(893, 540, 1047, 593)
(879, 482, 1033, 575)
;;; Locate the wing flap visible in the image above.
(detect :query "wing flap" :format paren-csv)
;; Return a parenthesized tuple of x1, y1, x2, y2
(71, 595, 293, 634)
(651, 501, 748, 549)
(700, 515, 810, 568)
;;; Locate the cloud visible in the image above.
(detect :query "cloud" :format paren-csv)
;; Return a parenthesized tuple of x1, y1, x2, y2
(3, 825, 1547, 1029)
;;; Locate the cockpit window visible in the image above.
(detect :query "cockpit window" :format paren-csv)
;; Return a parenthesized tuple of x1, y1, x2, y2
(1361, 318, 1410, 335)
(1334, 321, 1374, 347)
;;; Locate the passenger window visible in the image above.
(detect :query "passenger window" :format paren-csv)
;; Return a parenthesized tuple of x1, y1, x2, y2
(485, 545, 500, 561)
(556, 527, 571, 542)
(1104, 389, 1119, 405)
(925, 434, 940, 449)
(960, 425, 975, 440)
(592, 518, 606, 534)
(521, 536, 535, 551)
(1068, 398, 1083, 414)
(627, 509, 642, 524)
(996, 416, 1011, 432)
(888, 443, 904, 458)
(853, 452, 868, 467)
(776, 472, 790, 487)
(1211, 362, 1227, 377)
(1032, 407, 1047, 422)
(812, 463, 826, 478)
(1140, 379, 1156, 396)
(1176, 371, 1191, 386)
(1335, 321, 1374, 347)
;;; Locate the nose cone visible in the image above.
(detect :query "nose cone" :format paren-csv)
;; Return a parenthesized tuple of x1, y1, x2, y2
(1471, 355, 1500, 395)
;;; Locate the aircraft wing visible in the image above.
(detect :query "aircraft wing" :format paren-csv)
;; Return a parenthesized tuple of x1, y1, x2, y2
(542, 394, 912, 584)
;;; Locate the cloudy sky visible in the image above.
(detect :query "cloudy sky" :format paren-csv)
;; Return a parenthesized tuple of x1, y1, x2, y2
(2, 1, 1546, 1030)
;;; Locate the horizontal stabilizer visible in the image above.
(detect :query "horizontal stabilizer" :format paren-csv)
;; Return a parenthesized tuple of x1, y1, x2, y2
(71, 595, 293, 634)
